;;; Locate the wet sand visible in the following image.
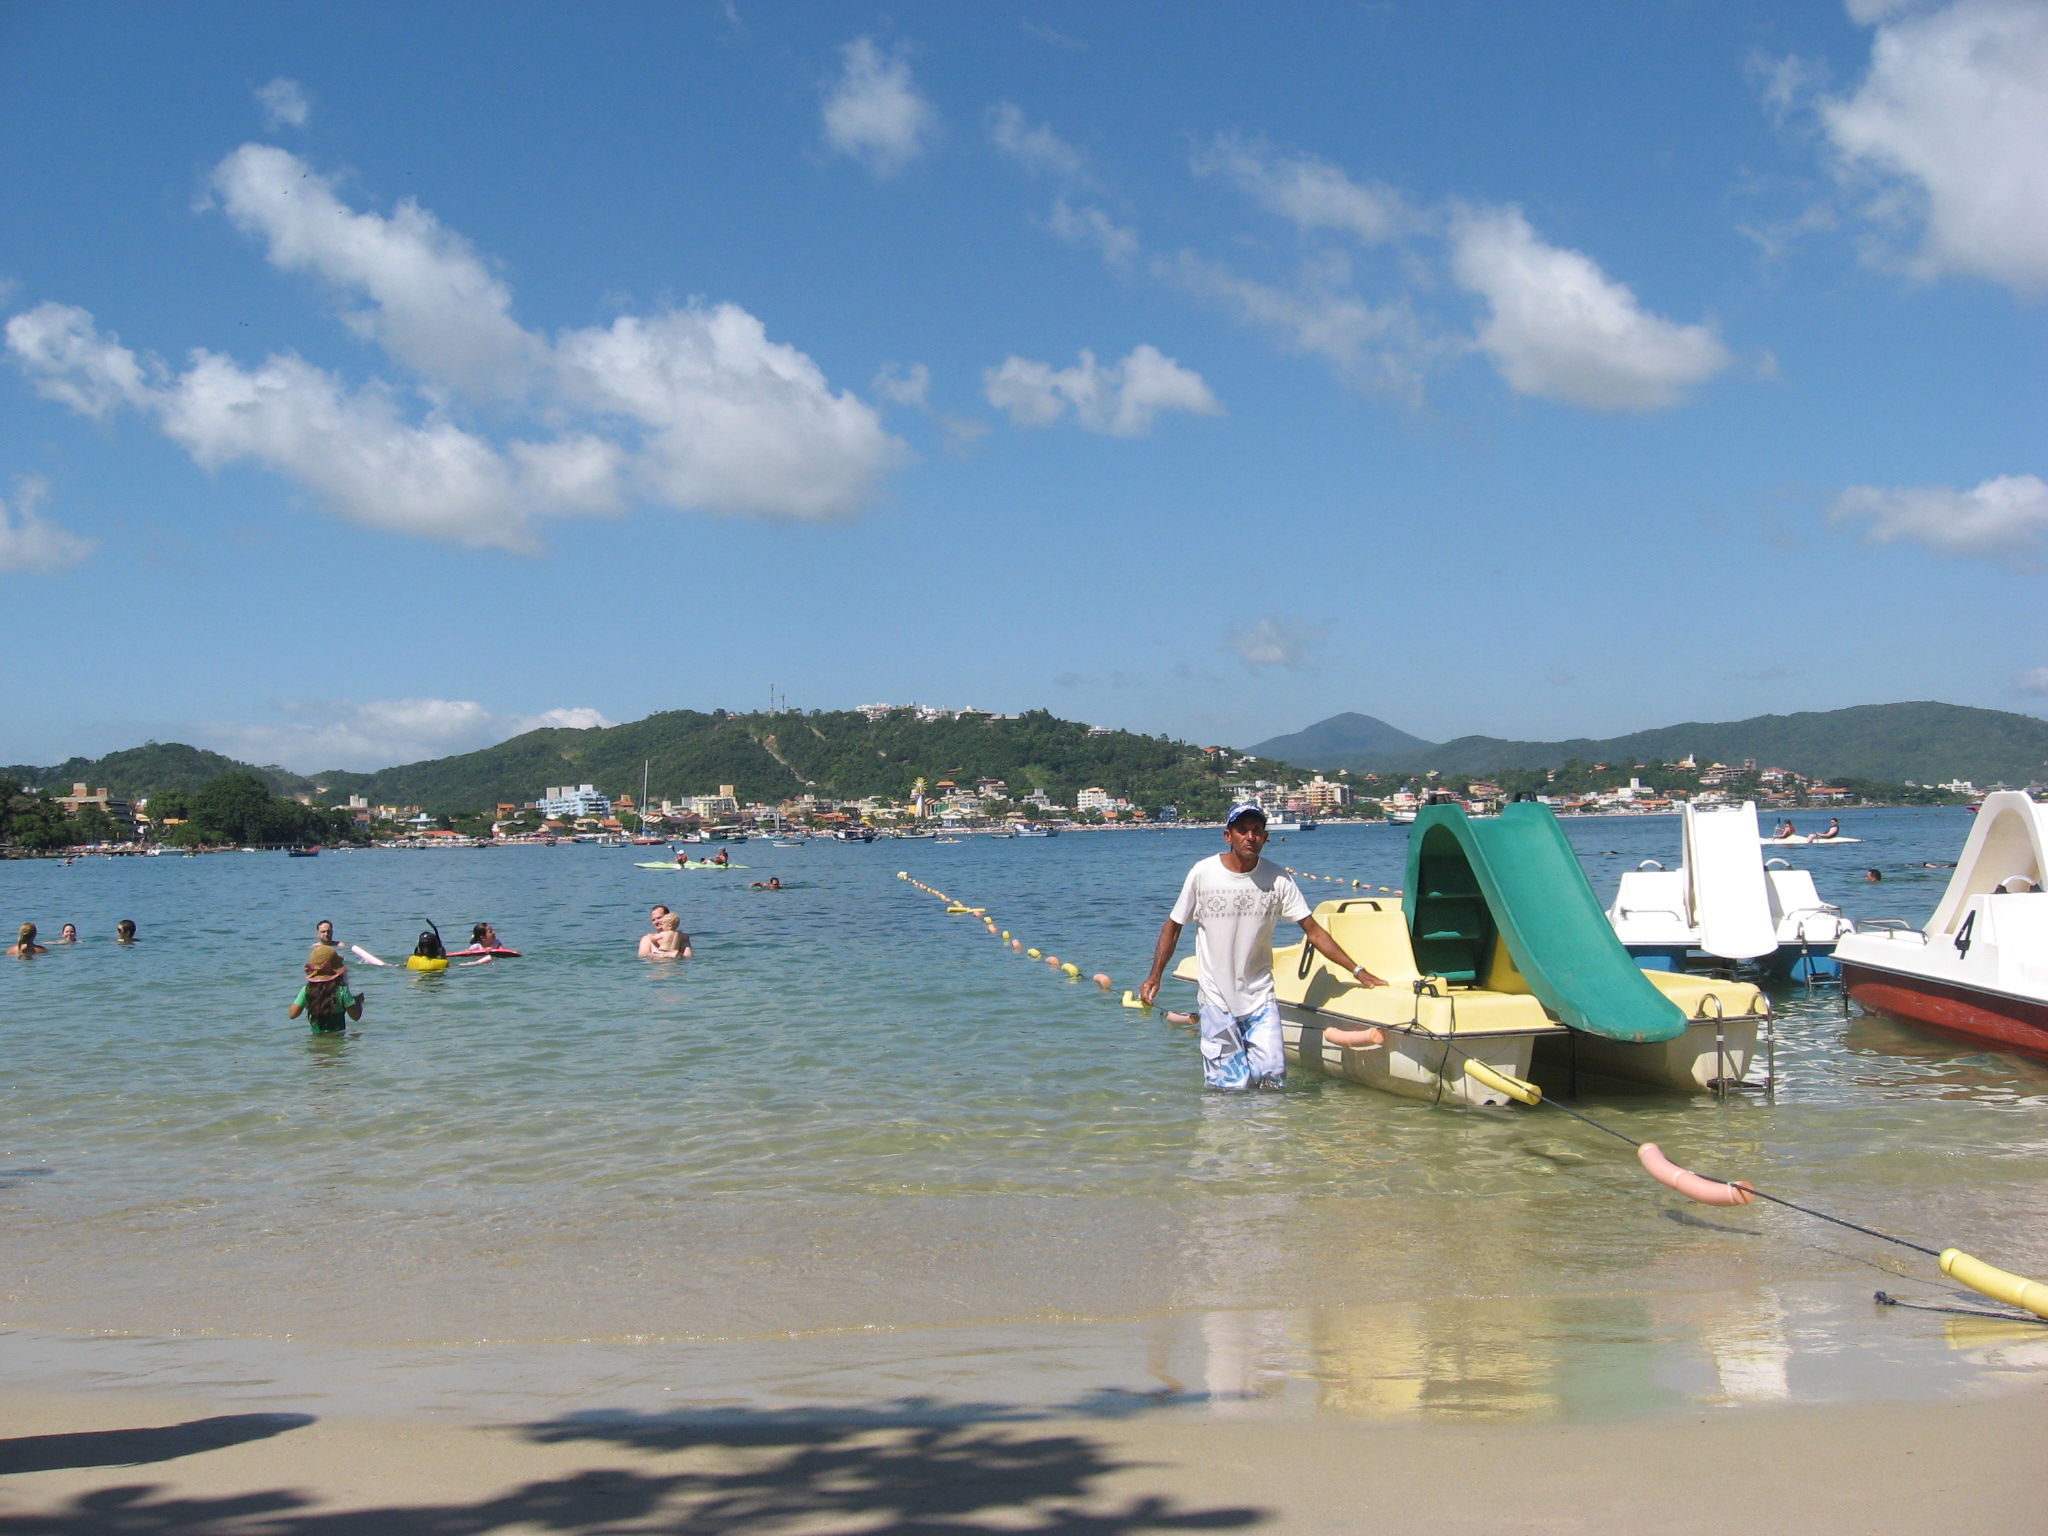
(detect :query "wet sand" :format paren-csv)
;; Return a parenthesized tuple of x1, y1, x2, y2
(3, 1382, 2044, 1533)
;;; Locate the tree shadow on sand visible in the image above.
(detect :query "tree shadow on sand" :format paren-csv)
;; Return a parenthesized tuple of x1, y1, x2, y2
(0, 1396, 1268, 1536)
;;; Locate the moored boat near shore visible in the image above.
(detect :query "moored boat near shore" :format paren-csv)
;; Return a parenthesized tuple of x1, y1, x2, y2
(1836, 790, 2048, 1059)
(1174, 803, 1770, 1104)
(1608, 802, 1853, 980)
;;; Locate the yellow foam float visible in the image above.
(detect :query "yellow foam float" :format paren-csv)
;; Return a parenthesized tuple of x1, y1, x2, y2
(1941, 1249, 2048, 1319)
(1027, 948, 1042, 959)
(1462, 1059, 1541, 1106)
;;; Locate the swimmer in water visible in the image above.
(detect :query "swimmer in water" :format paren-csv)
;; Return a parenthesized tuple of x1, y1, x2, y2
(639, 911, 691, 959)
(287, 943, 364, 1032)
(1864, 868, 1882, 882)
(115, 919, 137, 944)
(9, 922, 48, 956)
(58, 923, 78, 944)
(749, 877, 783, 890)
(470, 921, 503, 951)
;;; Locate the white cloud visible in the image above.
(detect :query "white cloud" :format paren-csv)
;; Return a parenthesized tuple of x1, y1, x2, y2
(552, 307, 900, 521)
(211, 143, 538, 397)
(1048, 198, 1139, 267)
(989, 103, 1094, 187)
(1831, 473, 2048, 558)
(203, 698, 617, 774)
(1449, 207, 1731, 410)
(1823, 0, 2048, 294)
(820, 37, 935, 177)
(2014, 666, 2048, 694)
(1195, 133, 1419, 245)
(872, 361, 930, 407)
(1165, 249, 1435, 398)
(8, 148, 903, 548)
(1227, 616, 1327, 672)
(255, 76, 310, 129)
(983, 345, 1222, 436)
(0, 475, 95, 574)
(6, 302, 154, 418)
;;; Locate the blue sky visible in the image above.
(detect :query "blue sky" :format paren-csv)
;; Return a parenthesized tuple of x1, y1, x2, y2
(3, 1, 2044, 772)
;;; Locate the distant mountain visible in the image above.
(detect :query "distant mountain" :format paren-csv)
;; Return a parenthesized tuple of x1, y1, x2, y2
(1251, 702, 2048, 786)
(1247, 713, 1437, 768)
(4, 710, 1296, 818)
(311, 707, 1288, 815)
(3, 742, 311, 801)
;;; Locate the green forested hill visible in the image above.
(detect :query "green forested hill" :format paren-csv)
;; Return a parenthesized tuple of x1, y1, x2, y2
(313, 708, 1271, 816)
(1255, 702, 2048, 786)
(2, 742, 312, 800)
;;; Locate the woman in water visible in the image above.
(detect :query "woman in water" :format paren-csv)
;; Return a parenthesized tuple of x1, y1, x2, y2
(58, 923, 78, 944)
(8, 922, 48, 956)
(470, 921, 503, 951)
(115, 919, 137, 944)
(286, 943, 364, 1033)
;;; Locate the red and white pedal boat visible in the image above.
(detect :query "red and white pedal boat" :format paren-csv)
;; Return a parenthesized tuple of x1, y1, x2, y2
(1836, 791, 2048, 1058)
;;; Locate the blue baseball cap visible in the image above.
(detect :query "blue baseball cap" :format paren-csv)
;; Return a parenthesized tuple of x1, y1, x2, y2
(1225, 801, 1267, 827)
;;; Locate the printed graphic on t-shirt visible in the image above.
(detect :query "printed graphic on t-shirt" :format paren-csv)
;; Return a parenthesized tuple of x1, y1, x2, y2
(1190, 887, 1288, 921)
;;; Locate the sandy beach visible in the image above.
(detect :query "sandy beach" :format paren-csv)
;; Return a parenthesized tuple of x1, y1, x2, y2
(4, 1382, 2046, 1534)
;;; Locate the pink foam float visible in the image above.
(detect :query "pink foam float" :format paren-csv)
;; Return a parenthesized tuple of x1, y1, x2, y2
(1637, 1142, 1756, 1206)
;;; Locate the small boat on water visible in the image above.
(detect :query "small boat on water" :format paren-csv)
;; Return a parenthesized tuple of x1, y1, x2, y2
(1607, 802, 1852, 980)
(286, 846, 320, 857)
(1835, 791, 2048, 1059)
(1173, 803, 1770, 1105)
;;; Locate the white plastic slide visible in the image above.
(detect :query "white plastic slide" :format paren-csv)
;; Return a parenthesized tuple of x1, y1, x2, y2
(1681, 803, 1778, 960)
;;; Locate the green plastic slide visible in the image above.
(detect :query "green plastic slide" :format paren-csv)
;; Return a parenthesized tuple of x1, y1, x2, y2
(1404, 803, 1687, 1043)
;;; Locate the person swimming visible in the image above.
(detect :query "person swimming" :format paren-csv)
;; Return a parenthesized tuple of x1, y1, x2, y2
(115, 919, 137, 943)
(413, 928, 446, 961)
(638, 912, 691, 959)
(58, 923, 78, 944)
(470, 921, 503, 950)
(749, 877, 783, 890)
(9, 922, 48, 956)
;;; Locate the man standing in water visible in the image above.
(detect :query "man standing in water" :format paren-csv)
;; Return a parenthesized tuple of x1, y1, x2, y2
(1139, 802, 1387, 1090)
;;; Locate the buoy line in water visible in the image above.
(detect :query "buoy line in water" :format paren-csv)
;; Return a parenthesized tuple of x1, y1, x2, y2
(1443, 1007, 2048, 1326)
(896, 872, 1116, 993)
(1281, 865, 1402, 896)
(898, 867, 2048, 1330)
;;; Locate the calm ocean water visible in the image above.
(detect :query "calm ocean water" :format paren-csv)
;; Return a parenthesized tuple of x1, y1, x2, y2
(4, 807, 2046, 1423)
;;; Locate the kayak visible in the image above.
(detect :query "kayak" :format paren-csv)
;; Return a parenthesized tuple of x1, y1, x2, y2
(636, 860, 748, 870)
(448, 945, 521, 957)
(1758, 836, 1862, 846)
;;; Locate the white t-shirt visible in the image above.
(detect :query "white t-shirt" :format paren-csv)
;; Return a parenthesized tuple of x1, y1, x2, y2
(1169, 854, 1311, 1017)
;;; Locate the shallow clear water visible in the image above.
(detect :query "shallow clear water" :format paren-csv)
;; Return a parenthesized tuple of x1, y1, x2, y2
(4, 808, 2046, 1422)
